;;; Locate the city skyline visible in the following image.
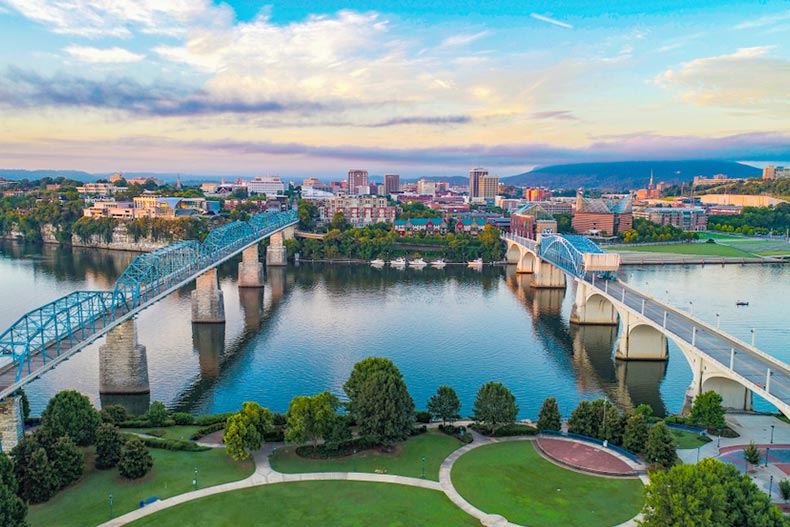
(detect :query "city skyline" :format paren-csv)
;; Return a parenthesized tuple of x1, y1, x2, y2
(0, 0, 789, 177)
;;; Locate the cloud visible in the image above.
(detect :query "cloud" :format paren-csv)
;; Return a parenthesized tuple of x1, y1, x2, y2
(440, 31, 490, 47)
(734, 10, 790, 29)
(64, 45, 145, 64)
(2, 0, 232, 38)
(530, 110, 577, 120)
(530, 13, 573, 29)
(656, 47, 790, 114)
(365, 115, 472, 127)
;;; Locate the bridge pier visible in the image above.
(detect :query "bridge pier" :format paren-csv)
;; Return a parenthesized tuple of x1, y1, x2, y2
(0, 394, 24, 452)
(192, 268, 225, 323)
(570, 280, 619, 325)
(238, 245, 264, 288)
(615, 311, 668, 361)
(530, 258, 566, 289)
(192, 323, 225, 380)
(266, 227, 294, 267)
(99, 319, 151, 395)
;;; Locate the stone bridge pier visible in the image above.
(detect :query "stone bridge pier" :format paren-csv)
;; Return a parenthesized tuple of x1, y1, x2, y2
(684, 348, 754, 413)
(570, 280, 619, 325)
(530, 258, 566, 289)
(99, 319, 151, 396)
(192, 268, 225, 323)
(266, 226, 295, 267)
(238, 245, 264, 288)
(0, 394, 24, 452)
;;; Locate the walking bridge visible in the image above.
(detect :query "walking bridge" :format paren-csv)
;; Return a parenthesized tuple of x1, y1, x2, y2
(503, 232, 790, 419)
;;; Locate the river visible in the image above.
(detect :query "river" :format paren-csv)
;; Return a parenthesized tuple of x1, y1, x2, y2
(1, 240, 787, 419)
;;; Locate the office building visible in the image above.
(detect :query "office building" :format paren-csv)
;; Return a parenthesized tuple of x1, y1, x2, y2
(469, 167, 487, 198)
(348, 169, 369, 195)
(247, 176, 285, 196)
(481, 175, 499, 200)
(384, 174, 400, 195)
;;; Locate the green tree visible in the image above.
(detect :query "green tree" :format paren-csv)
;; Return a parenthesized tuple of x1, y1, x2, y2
(640, 458, 786, 527)
(51, 435, 84, 489)
(427, 385, 461, 425)
(100, 405, 128, 425)
(623, 413, 649, 454)
(634, 403, 654, 419)
(286, 392, 341, 449)
(11, 439, 57, 504)
(356, 370, 416, 445)
(744, 442, 761, 469)
(323, 415, 353, 452)
(41, 390, 101, 446)
(330, 211, 351, 232)
(343, 357, 403, 419)
(297, 200, 318, 231)
(472, 382, 518, 434)
(568, 400, 597, 437)
(95, 423, 123, 469)
(779, 479, 790, 502)
(690, 391, 726, 429)
(0, 452, 27, 527)
(17, 389, 30, 421)
(223, 402, 274, 461)
(536, 397, 561, 432)
(118, 438, 153, 480)
(645, 422, 677, 468)
(145, 400, 169, 427)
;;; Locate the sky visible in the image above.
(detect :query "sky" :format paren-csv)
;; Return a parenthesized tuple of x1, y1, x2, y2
(0, 0, 789, 179)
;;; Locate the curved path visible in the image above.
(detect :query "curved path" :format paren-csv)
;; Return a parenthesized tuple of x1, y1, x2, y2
(99, 433, 642, 527)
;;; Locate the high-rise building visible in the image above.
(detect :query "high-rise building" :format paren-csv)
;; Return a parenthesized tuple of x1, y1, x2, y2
(384, 174, 400, 195)
(763, 166, 790, 180)
(481, 175, 499, 200)
(417, 179, 436, 196)
(469, 167, 487, 198)
(348, 169, 369, 195)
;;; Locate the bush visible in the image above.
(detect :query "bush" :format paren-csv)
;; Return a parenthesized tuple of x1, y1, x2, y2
(664, 416, 690, 425)
(145, 401, 168, 427)
(191, 422, 224, 440)
(470, 422, 537, 437)
(117, 419, 153, 428)
(195, 413, 234, 426)
(415, 411, 432, 424)
(119, 438, 153, 479)
(410, 425, 428, 436)
(95, 424, 123, 470)
(438, 424, 473, 444)
(295, 436, 379, 459)
(51, 436, 84, 489)
(172, 412, 195, 425)
(41, 390, 101, 446)
(123, 434, 210, 452)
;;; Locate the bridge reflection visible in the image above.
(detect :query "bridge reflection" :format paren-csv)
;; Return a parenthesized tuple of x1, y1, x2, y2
(505, 267, 667, 415)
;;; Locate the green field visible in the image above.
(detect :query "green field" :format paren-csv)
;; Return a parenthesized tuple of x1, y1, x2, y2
(126, 425, 204, 441)
(126, 481, 480, 527)
(28, 447, 253, 527)
(671, 429, 713, 449)
(612, 243, 753, 257)
(451, 441, 643, 527)
(270, 430, 463, 481)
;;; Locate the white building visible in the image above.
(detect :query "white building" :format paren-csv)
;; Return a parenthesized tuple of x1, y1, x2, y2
(417, 179, 436, 196)
(247, 176, 285, 196)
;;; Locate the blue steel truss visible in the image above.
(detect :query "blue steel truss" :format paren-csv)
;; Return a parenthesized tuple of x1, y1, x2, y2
(538, 234, 606, 279)
(0, 209, 297, 386)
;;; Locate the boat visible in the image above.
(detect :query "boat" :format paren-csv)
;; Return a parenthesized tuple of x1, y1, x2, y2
(736, 301, 749, 306)
(409, 258, 427, 268)
(370, 259, 385, 267)
(390, 257, 406, 267)
(467, 258, 483, 268)
(431, 259, 446, 268)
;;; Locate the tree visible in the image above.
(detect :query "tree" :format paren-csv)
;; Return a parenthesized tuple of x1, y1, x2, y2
(51, 435, 84, 489)
(17, 389, 30, 421)
(690, 391, 726, 429)
(95, 423, 123, 469)
(640, 458, 786, 527)
(11, 439, 57, 504)
(623, 413, 649, 454)
(286, 392, 341, 449)
(634, 403, 654, 419)
(343, 357, 403, 419)
(118, 438, 153, 480)
(330, 211, 350, 232)
(744, 442, 761, 469)
(0, 453, 27, 527)
(145, 400, 168, 427)
(645, 422, 677, 469)
(41, 390, 101, 446)
(472, 382, 518, 434)
(779, 479, 790, 503)
(297, 200, 318, 231)
(536, 397, 561, 432)
(100, 405, 128, 425)
(223, 402, 274, 461)
(356, 370, 416, 445)
(427, 386, 461, 425)
(323, 415, 353, 452)
(568, 400, 597, 437)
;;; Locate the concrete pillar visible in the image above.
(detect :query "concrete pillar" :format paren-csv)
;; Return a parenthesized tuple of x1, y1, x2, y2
(238, 245, 264, 288)
(0, 395, 24, 452)
(530, 258, 566, 289)
(191, 268, 225, 323)
(616, 312, 668, 361)
(99, 319, 150, 395)
(99, 393, 151, 417)
(517, 249, 535, 274)
(570, 280, 619, 325)
(505, 242, 521, 264)
(192, 323, 225, 380)
(266, 231, 287, 267)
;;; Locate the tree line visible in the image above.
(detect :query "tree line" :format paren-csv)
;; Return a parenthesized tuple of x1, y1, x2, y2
(709, 203, 790, 236)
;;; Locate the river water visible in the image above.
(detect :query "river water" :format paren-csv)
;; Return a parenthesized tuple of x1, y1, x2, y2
(1, 240, 787, 419)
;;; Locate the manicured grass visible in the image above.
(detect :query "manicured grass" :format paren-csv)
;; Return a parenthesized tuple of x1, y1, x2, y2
(612, 243, 753, 257)
(451, 441, 643, 527)
(127, 481, 480, 527)
(756, 250, 790, 256)
(671, 429, 713, 449)
(270, 430, 463, 481)
(28, 447, 253, 527)
(126, 425, 204, 440)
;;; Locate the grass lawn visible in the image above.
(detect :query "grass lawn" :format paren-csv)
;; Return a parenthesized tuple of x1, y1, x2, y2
(612, 243, 753, 257)
(28, 447, 253, 527)
(270, 430, 463, 481)
(126, 481, 480, 527)
(451, 441, 643, 527)
(126, 425, 204, 441)
(671, 429, 713, 449)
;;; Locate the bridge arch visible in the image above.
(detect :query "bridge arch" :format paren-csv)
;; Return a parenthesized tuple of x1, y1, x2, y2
(616, 322, 668, 361)
(570, 283, 619, 325)
(701, 375, 753, 411)
(505, 242, 522, 264)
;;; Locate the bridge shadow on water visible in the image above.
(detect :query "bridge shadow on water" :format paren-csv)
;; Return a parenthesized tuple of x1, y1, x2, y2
(504, 267, 668, 416)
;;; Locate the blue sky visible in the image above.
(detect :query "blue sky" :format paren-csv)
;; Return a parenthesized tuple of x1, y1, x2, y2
(0, 0, 788, 178)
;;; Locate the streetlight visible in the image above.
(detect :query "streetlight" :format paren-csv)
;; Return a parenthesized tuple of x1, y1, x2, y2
(716, 313, 720, 329)
(193, 466, 198, 491)
(689, 301, 694, 315)
(109, 493, 114, 520)
(717, 428, 721, 448)
(766, 447, 770, 468)
(353, 448, 357, 472)
(696, 445, 701, 463)
(751, 328, 756, 347)
(771, 424, 775, 444)
(770, 475, 774, 501)
(421, 456, 426, 479)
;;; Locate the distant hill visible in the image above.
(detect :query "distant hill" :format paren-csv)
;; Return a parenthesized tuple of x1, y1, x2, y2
(0, 169, 94, 182)
(504, 161, 762, 191)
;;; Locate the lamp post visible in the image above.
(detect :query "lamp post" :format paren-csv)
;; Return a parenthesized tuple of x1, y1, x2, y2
(421, 456, 426, 479)
(715, 313, 720, 329)
(717, 428, 721, 448)
(109, 493, 114, 520)
(689, 301, 694, 315)
(770, 474, 774, 501)
(751, 328, 756, 347)
(353, 448, 357, 472)
(193, 466, 198, 491)
(696, 445, 701, 463)
(771, 424, 775, 444)
(766, 447, 770, 468)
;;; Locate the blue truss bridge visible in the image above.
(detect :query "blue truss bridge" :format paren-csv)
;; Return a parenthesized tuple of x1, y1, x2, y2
(0, 209, 297, 400)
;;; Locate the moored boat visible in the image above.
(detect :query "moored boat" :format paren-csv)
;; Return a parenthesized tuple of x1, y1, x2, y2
(431, 259, 446, 268)
(370, 259, 385, 267)
(467, 258, 483, 268)
(390, 257, 407, 267)
(409, 258, 427, 268)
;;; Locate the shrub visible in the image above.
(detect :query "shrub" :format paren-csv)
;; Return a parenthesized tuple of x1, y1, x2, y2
(117, 419, 152, 428)
(119, 438, 153, 479)
(41, 390, 101, 446)
(123, 434, 209, 452)
(191, 422, 224, 440)
(410, 425, 428, 436)
(172, 412, 195, 425)
(145, 401, 168, 427)
(438, 424, 473, 444)
(95, 424, 123, 469)
(100, 405, 129, 424)
(195, 413, 234, 426)
(471, 422, 537, 437)
(415, 411, 432, 424)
